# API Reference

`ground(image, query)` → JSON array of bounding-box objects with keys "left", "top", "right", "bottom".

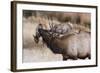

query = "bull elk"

[
  {"left": 36, "top": 27, "right": 91, "bottom": 60},
  {"left": 34, "top": 21, "right": 90, "bottom": 43}
]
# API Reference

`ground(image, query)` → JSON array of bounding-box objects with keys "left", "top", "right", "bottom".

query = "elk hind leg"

[{"left": 88, "top": 54, "right": 91, "bottom": 59}]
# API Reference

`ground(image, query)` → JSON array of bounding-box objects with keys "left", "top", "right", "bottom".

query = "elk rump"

[{"left": 60, "top": 31, "right": 91, "bottom": 60}]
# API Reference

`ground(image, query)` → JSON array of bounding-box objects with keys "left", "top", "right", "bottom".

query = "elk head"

[
  {"left": 33, "top": 16, "right": 55, "bottom": 43},
  {"left": 33, "top": 23, "right": 42, "bottom": 43}
]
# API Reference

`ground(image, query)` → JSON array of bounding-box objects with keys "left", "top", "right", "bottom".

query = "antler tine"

[
  {"left": 49, "top": 17, "right": 53, "bottom": 29},
  {"left": 48, "top": 16, "right": 52, "bottom": 29},
  {"left": 51, "top": 17, "right": 54, "bottom": 28}
]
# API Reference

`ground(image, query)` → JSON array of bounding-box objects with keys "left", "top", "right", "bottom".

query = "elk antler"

[{"left": 47, "top": 16, "right": 52, "bottom": 29}]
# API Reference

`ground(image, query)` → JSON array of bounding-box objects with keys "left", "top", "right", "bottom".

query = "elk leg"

[
  {"left": 62, "top": 54, "right": 69, "bottom": 61},
  {"left": 69, "top": 55, "right": 78, "bottom": 60},
  {"left": 63, "top": 57, "right": 68, "bottom": 60},
  {"left": 72, "top": 56, "right": 78, "bottom": 60},
  {"left": 88, "top": 54, "right": 91, "bottom": 59}
]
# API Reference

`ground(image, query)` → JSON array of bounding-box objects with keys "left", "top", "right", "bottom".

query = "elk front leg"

[{"left": 62, "top": 54, "right": 69, "bottom": 61}]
